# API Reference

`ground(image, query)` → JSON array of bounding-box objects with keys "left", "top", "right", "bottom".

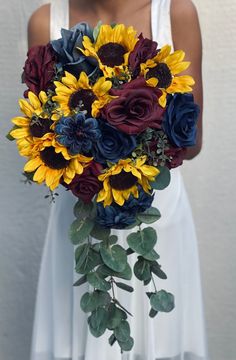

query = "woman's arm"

[
  {"left": 27, "top": 4, "right": 50, "bottom": 48},
  {"left": 171, "top": 0, "right": 203, "bottom": 160}
]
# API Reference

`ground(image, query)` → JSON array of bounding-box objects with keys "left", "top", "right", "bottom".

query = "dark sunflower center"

[
  {"left": 68, "top": 89, "right": 97, "bottom": 116},
  {"left": 40, "top": 146, "right": 69, "bottom": 170},
  {"left": 98, "top": 42, "right": 126, "bottom": 67},
  {"left": 109, "top": 170, "right": 137, "bottom": 191},
  {"left": 29, "top": 117, "right": 53, "bottom": 138},
  {"left": 146, "top": 63, "right": 172, "bottom": 89}
]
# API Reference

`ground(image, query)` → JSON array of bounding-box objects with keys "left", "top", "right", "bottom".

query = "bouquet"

[{"left": 7, "top": 22, "right": 199, "bottom": 352}]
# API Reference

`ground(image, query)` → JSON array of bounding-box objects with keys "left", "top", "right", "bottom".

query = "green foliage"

[
  {"left": 114, "top": 320, "right": 131, "bottom": 342},
  {"left": 134, "top": 257, "right": 151, "bottom": 281},
  {"left": 127, "top": 227, "right": 157, "bottom": 255},
  {"left": 151, "top": 166, "right": 171, "bottom": 190},
  {"left": 97, "top": 263, "right": 132, "bottom": 280},
  {"left": 75, "top": 246, "right": 102, "bottom": 274},
  {"left": 93, "top": 20, "right": 103, "bottom": 41},
  {"left": 115, "top": 282, "right": 134, "bottom": 293},
  {"left": 107, "top": 303, "right": 127, "bottom": 330},
  {"left": 80, "top": 290, "right": 111, "bottom": 313},
  {"left": 151, "top": 262, "right": 167, "bottom": 279},
  {"left": 100, "top": 244, "right": 128, "bottom": 272},
  {"left": 150, "top": 290, "right": 175, "bottom": 313},
  {"left": 136, "top": 207, "right": 161, "bottom": 224},
  {"left": 73, "top": 199, "right": 95, "bottom": 220},
  {"left": 90, "top": 224, "right": 111, "bottom": 241},
  {"left": 69, "top": 218, "right": 94, "bottom": 245},
  {"left": 87, "top": 272, "right": 111, "bottom": 291},
  {"left": 73, "top": 275, "right": 87, "bottom": 287},
  {"left": 88, "top": 307, "right": 109, "bottom": 337}
]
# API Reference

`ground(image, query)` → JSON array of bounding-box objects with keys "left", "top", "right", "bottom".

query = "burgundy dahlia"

[
  {"left": 101, "top": 78, "right": 165, "bottom": 135},
  {"left": 23, "top": 43, "right": 57, "bottom": 97}
]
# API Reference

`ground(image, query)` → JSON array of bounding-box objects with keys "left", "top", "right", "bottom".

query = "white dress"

[{"left": 30, "top": 0, "right": 209, "bottom": 359}]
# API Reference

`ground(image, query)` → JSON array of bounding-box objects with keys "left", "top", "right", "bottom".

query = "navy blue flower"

[
  {"left": 51, "top": 23, "right": 98, "bottom": 77},
  {"left": 55, "top": 113, "right": 101, "bottom": 155},
  {"left": 123, "top": 188, "right": 154, "bottom": 214},
  {"left": 96, "top": 203, "right": 136, "bottom": 229},
  {"left": 162, "top": 93, "right": 200, "bottom": 147},
  {"left": 93, "top": 122, "right": 137, "bottom": 164}
]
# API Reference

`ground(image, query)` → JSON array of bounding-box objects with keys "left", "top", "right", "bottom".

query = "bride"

[{"left": 28, "top": 1, "right": 208, "bottom": 359}]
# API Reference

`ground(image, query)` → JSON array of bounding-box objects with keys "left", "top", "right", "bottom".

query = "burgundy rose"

[
  {"left": 66, "top": 161, "right": 103, "bottom": 203},
  {"left": 101, "top": 78, "right": 165, "bottom": 135},
  {"left": 23, "top": 43, "right": 57, "bottom": 97},
  {"left": 165, "top": 147, "right": 187, "bottom": 169},
  {"left": 129, "top": 33, "right": 158, "bottom": 78}
]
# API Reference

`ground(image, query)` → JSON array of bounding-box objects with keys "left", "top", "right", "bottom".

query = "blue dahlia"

[
  {"left": 96, "top": 203, "right": 136, "bottom": 229},
  {"left": 123, "top": 187, "right": 154, "bottom": 214},
  {"left": 55, "top": 113, "right": 101, "bottom": 156}
]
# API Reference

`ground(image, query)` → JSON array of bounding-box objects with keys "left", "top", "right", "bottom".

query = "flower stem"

[{"left": 151, "top": 274, "right": 157, "bottom": 293}]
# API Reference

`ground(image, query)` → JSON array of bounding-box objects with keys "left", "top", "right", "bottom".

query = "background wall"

[{"left": 0, "top": 1, "right": 235, "bottom": 360}]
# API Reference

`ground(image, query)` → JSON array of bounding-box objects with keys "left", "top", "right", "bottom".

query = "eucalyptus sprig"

[{"left": 69, "top": 166, "right": 174, "bottom": 353}]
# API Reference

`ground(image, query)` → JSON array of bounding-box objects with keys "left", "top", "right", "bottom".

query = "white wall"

[{"left": 0, "top": 1, "right": 235, "bottom": 359}]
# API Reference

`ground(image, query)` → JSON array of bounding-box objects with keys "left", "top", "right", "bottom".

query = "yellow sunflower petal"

[
  {"left": 28, "top": 91, "right": 41, "bottom": 109},
  {"left": 169, "top": 61, "right": 190, "bottom": 75},
  {"left": 33, "top": 165, "right": 47, "bottom": 184},
  {"left": 19, "top": 99, "right": 34, "bottom": 118},
  {"left": 24, "top": 157, "right": 42, "bottom": 172},
  {"left": 11, "top": 116, "right": 29, "bottom": 126},
  {"left": 10, "top": 128, "right": 30, "bottom": 139}
]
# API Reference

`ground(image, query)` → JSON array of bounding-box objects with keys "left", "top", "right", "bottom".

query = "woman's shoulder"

[
  {"left": 170, "top": 0, "right": 201, "bottom": 50},
  {"left": 28, "top": 4, "right": 51, "bottom": 47}
]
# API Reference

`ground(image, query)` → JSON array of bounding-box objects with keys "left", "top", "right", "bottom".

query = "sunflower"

[
  {"left": 52, "top": 71, "right": 114, "bottom": 118},
  {"left": 24, "top": 139, "right": 93, "bottom": 190},
  {"left": 80, "top": 24, "right": 138, "bottom": 78},
  {"left": 10, "top": 91, "right": 57, "bottom": 157},
  {"left": 140, "top": 45, "right": 195, "bottom": 107},
  {"left": 97, "top": 156, "right": 159, "bottom": 207}
]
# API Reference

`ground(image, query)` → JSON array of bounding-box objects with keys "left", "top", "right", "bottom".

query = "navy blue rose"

[
  {"left": 93, "top": 122, "right": 137, "bottom": 164},
  {"left": 163, "top": 93, "right": 200, "bottom": 147},
  {"left": 96, "top": 203, "right": 136, "bottom": 229},
  {"left": 123, "top": 188, "right": 154, "bottom": 214},
  {"left": 51, "top": 23, "right": 98, "bottom": 77},
  {"left": 55, "top": 113, "right": 101, "bottom": 156}
]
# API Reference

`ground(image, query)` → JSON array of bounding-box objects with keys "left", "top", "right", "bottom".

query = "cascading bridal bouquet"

[{"left": 7, "top": 22, "right": 199, "bottom": 352}]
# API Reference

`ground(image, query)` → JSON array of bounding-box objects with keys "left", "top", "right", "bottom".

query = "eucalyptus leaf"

[
  {"left": 151, "top": 262, "right": 167, "bottom": 279},
  {"left": 107, "top": 303, "right": 127, "bottom": 330},
  {"left": 109, "top": 235, "right": 118, "bottom": 245},
  {"left": 143, "top": 278, "right": 152, "bottom": 286},
  {"left": 69, "top": 218, "right": 94, "bottom": 245},
  {"left": 114, "top": 320, "right": 131, "bottom": 342},
  {"left": 76, "top": 248, "right": 102, "bottom": 274},
  {"left": 115, "top": 282, "right": 134, "bottom": 293},
  {"left": 87, "top": 272, "right": 111, "bottom": 291},
  {"left": 93, "top": 20, "right": 103, "bottom": 41},
  {"left": 90, "top": 223, "right": 111, "bottom": 240},
  {"left": 136, "top": 207, "right": 161, "bottom": 224},
  {"left": 88, "top": 307, "right": 109, "bottom": 337},
  {"left": 150, "top": 290, "right": 175, "bottom": 313},
  {"left": 97, "top": 263, "right": 132, "bottom": 280},
  {"left": 100, "top": 244, "right": 127, "bottom": 272},
  {"left": 118, "top": 336, "right": 134, "bottom": 352},
  {"left": 73, "top": 200, "right": 94, "bottom": 220},
  {"left": 149, "top": 308, "right": 158, "bottom": 318},
  {"left": 134, "top": 258, "right": 151, "bottom": 281},
  {"left": 150, "top": 166, "right": 171, "bottom": 190},
  {"left": 127, "top": 227, "right": 157, "bottom": 255},
  {"left": 75, "top": 244, "right": 89, "bottom": 268},
  {"left": 109, "top": 333, "right": 117, "bottom": 346},
  {"left": 80, "top": 290, "right": 111, "bottom": 313},
  {"left": 73, "top": 275, "right": 87, "bottom": 287},
  {"left": 142, "top": 249, "right": 160, "bottom": 261}
]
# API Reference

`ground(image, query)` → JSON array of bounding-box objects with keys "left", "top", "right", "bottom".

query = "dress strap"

[
  {"left": 151, "top": 0, "right": 173, "bottom": 49},
  {"left": 50, "top": 0, "right": 69, "bottom": 40}
]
